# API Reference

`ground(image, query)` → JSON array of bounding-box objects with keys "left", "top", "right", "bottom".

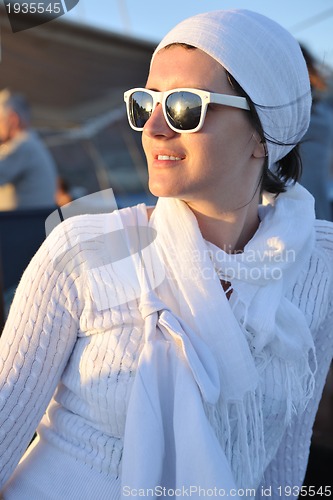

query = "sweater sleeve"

[
  {"left": 0, "top": 220, "right": 81, "bottom": 486},
  {"left": 255, "top": 222, "right": 333, "bottom": 499}
]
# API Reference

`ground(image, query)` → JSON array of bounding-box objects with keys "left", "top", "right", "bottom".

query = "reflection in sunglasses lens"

[
  {"left": 166, "top": 92, "right": 201, "bottom": 130},
  {"left": 131, "top": 92, "right": 153, "bottom": 127}
]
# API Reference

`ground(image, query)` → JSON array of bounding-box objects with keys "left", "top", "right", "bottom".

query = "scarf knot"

[{"left": 139, "top": 290, "right": 220, "bottom": 405}]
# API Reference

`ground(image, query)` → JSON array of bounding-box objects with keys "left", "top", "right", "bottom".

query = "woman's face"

[{"left": 142, "top": 46, "right": 265, "bottom": 211}]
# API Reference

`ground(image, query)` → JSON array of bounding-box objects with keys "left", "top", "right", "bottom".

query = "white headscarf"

[{"left": 152, "top": 9, "right": 311, "bottom": 168}]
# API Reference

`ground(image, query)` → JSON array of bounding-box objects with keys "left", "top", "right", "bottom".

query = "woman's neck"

[
  {"left": 186, "top": 198, "right": 260, "bottom": 253},
  {"left": 147, "top": 194, "right": 261, "bottom": 254}
]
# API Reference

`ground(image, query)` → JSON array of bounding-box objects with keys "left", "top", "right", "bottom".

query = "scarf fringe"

[
  {"left": 232, "top": 292, "right": 317, "bottom": 419},
  {"left": 282, "top": 351, "right": 317, "bottom": 423},
  {"left": 203, "top": 345, "right": 316, "bottom": 489},
  {"left": 204, "top": 389, "right": 265, "bottom": 489}
]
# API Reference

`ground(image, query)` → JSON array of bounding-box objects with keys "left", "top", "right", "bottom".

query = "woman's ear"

[{"left": 252, "top": 132, "right": 268, "bottom": 159}]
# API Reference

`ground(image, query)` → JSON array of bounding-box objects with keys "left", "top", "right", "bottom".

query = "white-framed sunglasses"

[{"left": 124, "top": 87, "right": 250, "bottom": 134}]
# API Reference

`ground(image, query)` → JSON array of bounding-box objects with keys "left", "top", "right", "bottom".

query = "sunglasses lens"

[
  {"left": 166, "top": 91, "right": 202, "bottom": 131},
  {"left": 129, "top": 91, "right": 154, "bottom": 128}
]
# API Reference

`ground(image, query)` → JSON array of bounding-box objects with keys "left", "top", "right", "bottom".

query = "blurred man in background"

[
  {"left": 299, "top": 45, "right": 333, "bottom": 221},
  {"left": 0, "top": 89, "right": 57, "bottom": 210}
]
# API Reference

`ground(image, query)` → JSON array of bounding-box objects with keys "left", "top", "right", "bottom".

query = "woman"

[{"left": 1, "top": 9, "right": 332, "bottom": 499}]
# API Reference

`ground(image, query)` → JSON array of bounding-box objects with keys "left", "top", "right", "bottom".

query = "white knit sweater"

[{"left": 0, "top": 204, "right": 332, "bottom": 499}]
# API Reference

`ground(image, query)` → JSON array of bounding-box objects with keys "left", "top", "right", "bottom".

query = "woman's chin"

[{"left": 148, "top": 181, "right": 183, "bottom": 199}]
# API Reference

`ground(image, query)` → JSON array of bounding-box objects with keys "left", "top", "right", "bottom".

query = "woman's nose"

[{"left": 143, "top": 103, "right": 177, "bottom": 138}]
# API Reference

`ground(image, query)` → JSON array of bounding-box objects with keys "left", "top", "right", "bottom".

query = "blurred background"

[{"left": 0, "top": 0, "right": 332, "bottom": 487}]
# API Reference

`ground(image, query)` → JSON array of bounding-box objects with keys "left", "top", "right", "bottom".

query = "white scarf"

[{"left": 121, "top": 183, "right": 316, "bottom": 494}]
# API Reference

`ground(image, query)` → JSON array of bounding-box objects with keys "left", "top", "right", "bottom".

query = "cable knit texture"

[{"left": 0, "top": 205, "right": 332, "bottom": 499}]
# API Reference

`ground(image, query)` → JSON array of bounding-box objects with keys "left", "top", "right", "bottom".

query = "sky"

[{"left": 65, "top": 0, "right": 333, "bottom": 70}]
